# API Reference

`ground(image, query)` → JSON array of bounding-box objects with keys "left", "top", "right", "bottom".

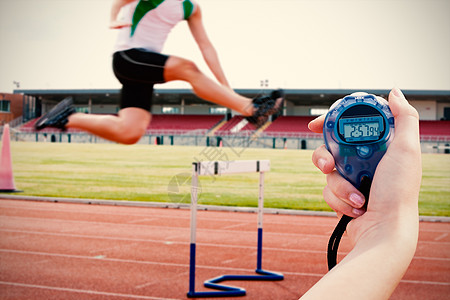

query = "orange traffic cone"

[{"left": 0, "top": 124, "right": 21, "bottom": 192}]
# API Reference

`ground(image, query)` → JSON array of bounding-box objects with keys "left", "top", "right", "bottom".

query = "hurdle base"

[
  {"left": 255, "top": 268, "right": 284, "bottom": 280},
  {"left": 187, "top": 286, "right": 246, "bottom": 298},
  {"left": 205, "top": 269, "right": 284, "bottom": 284},
  {"left": 186, "top": 269, "right": 284, "bottom": 298}
]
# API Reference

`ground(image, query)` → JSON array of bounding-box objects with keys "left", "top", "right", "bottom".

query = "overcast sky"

[{"left": 1, "top": 0, "right": 449, "bottom": 93}]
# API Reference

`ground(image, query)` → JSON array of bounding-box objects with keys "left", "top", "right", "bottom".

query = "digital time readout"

[{"left": 339, "top": 116, "right": 384, "bottom": 142}]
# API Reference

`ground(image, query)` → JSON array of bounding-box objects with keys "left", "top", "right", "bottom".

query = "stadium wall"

[
  {"left": 411, "top": 100, "right": 437, "bottom": 120},
  {"left": 152, "top": 105, "right": 214, "bottom": 115},
  {"left": 10, "top": 131, "right": 449, "bottom": 154}
]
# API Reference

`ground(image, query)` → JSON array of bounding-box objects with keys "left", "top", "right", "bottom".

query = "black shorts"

[{"left": 112, "top": 48, "right": 169, "bottom": 111}]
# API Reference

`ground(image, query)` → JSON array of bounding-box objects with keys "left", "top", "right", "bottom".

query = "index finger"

[{"left": 308, "top": 114, "right": 326, "bottom": 133}]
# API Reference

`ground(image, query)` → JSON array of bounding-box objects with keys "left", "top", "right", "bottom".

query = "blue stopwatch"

[
  {"left": 323, "top": 93, "right": 395, "bottom": 190},
  {"left": 324, "top": 93, "right": 395, "bottom": 271}
]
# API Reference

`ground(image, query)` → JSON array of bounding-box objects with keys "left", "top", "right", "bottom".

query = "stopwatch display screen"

[{"left": 339, "top": 115, "right": 383, "bottom": 142}]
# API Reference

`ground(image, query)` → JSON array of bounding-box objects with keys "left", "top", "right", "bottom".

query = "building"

[
  {"left": 11, "top": 88, "right": 450, "bottom": 121},
  {"left": 3, "top": 88, "right": 450, "bottom": 152},
  {"left": 0, "top": 93, "right": 24, "bottom": 126}
]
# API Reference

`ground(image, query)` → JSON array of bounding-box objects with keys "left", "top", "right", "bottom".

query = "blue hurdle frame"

[{"left": 187, "top": 160, "right": 284, "bottom": 298}]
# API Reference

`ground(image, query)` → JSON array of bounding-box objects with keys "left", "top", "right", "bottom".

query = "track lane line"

[
  {"left": 0, "top": 216, "right": 335, "bottom": 238},
  {"left": 0, "top": 230, "right": 328, "bottom": 255},
  {"left": 0, "top": 208, "right": 335, "bottom": 228},
  {"left": 0, "top": 281, "right": 181, "bottom": 300},
  {"left": 2, "top": 228, "right": 449, "bottom": 260},
  {"left": 1, "top": 248, "right": 449, "bottom": 286}
]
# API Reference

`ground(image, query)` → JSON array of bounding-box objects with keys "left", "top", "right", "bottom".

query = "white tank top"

[{"left": 113, "top": 0, "right": 196, "bottom": 53}]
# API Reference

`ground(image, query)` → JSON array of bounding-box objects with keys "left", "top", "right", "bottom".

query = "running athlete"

[{"left": 35, "top": 0, "right": 284, "bottom": 144}]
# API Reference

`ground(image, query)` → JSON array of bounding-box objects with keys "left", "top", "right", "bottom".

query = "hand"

[
  {"left": 109, "top": 20, "right": 132, "bottom": 29},
  {"left": 308, "top": 88, "right": 421, "bottom": 245},
  {"left": 301, "top": 88, "right": 421, "bottom": 299}
]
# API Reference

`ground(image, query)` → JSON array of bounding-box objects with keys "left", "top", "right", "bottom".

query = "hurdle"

[{"left": 187, "top": 160, "right": 284, "bottom": 298}]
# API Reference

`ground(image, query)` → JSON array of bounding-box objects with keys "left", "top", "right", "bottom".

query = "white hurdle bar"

[{"left": 194, "top": 160, "right": 270, "bottom": 176}]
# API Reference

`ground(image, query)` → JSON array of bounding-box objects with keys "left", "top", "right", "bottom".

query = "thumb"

[
  {"left": 364, "top": 88, "right": 421, "bottom": 218},
  {"left": 388, "top": 87, "right": 421, "bottom": 154}
]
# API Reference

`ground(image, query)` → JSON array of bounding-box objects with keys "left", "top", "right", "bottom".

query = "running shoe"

[
  {"left": 34, "top": 97, "right": 75, "bottom": 131},
  {"left": 246, "top": 89, "right": 284, "bottom": 128}
]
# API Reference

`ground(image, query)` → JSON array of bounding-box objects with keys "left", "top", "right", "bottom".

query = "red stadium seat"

[
  {"left": 264, "top": 116, "right": 316, "bottom": 133},
  {"left": 148, "top": 114, "right": 224, "bottom": 133}
]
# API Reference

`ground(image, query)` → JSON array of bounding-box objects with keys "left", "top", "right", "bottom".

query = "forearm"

[
  {"left": 186, "top": 5, "right": 231, "bottom": 88},
  {"left": 301, "top": 213, "right": 418, "bottom": 300},
  {"left": 201, "top": 45, "right": 231, "bottom": 88}
]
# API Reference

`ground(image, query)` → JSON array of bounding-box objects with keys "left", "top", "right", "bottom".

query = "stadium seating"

[
  {"left": 18, "top": 114, "right": 225, "bottom": 134},
  {"left": 15, "top": 115, "right": 450, "bottom": 141},
  {"left": 19, "top": 118, "right": 38, "bottom": 132},
  {"left": 216, "top": 116, "right": 255, "bottom": 135},
  {"left": 419, "top": 120, "right": 450, "bottom": 137},
  {"left": 264, "top": 116, "right": 316, "bottom": 134},
  {"left": 19, "top": 118, "right": 84, "bottom": 133},
  {"left": 147, "top": 114, "right": 224, "bottom": 133},
  {"left": 215, "top": 116, "right": 243, "bottom": 132}
]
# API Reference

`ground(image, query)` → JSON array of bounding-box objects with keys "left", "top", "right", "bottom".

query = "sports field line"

[
  {"left": 0, "top": 199, "right": 335, "bottom": 228},
  {"left": 0, "top": 194, "right": 336, "bottom": 217},
  {"left": 3, "top": 214, "right": 450, "bottom": 246},
  {"left": 0, "top": 281, "right": 180, "bottom": 300},
  {"left": 0, "top": 229, "right": 327, "bottom": 255},
  {"left": 0, "top": 248, "right": 321, "bottom": 278},
  {"left": 1, "top": 215, "right": 335, "bottom": 239},
  {"left": 399, "top": 280, "right": 450, "bottom": 286},
  {"left": 2, "top": 228, "right": 448, "bottom": 262},
  {"left": 2, "top": 249, "right": 448, "bottom": 286}
]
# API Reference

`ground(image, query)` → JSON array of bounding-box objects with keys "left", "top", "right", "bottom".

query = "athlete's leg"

[
  {"left": 36, "top": 50, "right": 156, "bottom": 143},
  {"left": 164, "top": 56, "right": 254, "bottom": 116},
  {"left": 64, "top": 53, "right": 155, "bottom": 144},
  {"left": 67, "top": 108, "right": 151, "bottom": 145}
]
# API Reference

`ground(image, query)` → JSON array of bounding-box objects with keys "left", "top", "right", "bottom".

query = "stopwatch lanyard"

[{"left": 327, "top": 176, "right": 372, "bottom": 271}]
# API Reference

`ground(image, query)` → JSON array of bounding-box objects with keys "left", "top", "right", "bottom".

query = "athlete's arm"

[
  {"left": 187, "top": 4, "right": 231, "bottom": 89},
  {"left": 109, "top": 0, "right": 135, "bottom": 29},
  {"left": 301, "top": 88, "right": 421, "bottom": 300}
]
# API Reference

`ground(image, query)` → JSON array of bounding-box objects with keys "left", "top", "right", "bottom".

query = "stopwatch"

[
  {"left": 323, "top": 93, "right": 395, "bottom": 190},
  {"left": 323, "top": 93, "right": 395, "bottom": 270}
]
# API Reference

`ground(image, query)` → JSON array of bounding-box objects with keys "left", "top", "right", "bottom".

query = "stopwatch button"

[
  {"left": 356, "top": 145, "right": 372, "bottom": 158},
  {"left": 388, "top": 117, "right": 395, "bottom": 125},
  {"left": 344, "top": 164, "right": 353, "bottom": 174}
]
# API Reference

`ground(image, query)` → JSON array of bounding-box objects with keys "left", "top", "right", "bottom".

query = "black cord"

[
  {"left": 327, "top": 176, "right": 372, "bottom": 271},
  {"left": 327, "top": 214, "right": 352, "bottom": 270}
]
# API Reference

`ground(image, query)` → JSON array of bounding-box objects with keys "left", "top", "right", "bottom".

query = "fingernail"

[
  {"left": 352, "top": 208, "right": 366, "bottom": 216},
  {"left": 392, "top": 87, "right": 404, "bottom": 97},
  {"left": 349, "top": 193, "right": 364, "bottom": 207},
  {"left": 318, "top": 158, "right": 327, "bottom": 171}
]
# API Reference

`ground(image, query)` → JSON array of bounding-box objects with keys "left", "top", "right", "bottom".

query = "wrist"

[{"left": 355, "top": 209, "right": 418, "bottom": 257}]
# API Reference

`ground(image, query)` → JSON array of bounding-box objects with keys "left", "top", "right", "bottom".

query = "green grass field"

[{"left": 7, "top": 142, "right": 450, "bottom": 216}]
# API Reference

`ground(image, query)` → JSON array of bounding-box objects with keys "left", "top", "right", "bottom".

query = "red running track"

[{"left": 0, "top": 199, "right": 449, "bottom": 299}]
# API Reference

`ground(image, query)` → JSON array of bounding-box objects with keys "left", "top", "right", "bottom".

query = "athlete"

[{"left": 35, "top": 0, "right": 284, "bottom": 144}]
